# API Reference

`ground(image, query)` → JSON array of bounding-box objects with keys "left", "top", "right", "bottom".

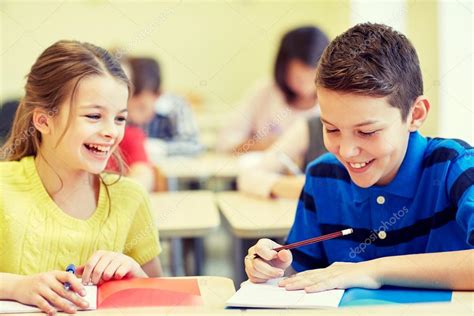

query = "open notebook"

[
  {"left": 226, "top": 278, "right": 344, "bottom": 309},
  {"left": 0, "top": 278, "right": 203, "bottom": 314}
]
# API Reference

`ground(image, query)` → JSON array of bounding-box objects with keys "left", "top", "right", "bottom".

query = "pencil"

[
  {"left": 277, "top": 152, "right": 303, "bottom": 176},
  {"left": 252, "top": 228, "right": 353, "bottom": 259},
  {"left": 274, "top": 228, "right": 353, "bottom": 251}
]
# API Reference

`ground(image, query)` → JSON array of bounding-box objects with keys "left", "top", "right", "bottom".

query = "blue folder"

[{"left": 339, "top": 286, "right": 452, "bottom": 307}]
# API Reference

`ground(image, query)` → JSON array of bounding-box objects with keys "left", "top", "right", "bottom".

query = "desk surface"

[
  {"left": 83, "top": 291, "right": 472, "bottom": 315},
  {"left": 217, "top": 191, "right": 298, "bottom": 238},
  {"left": 150, "top": 191, "right": 220, "bottom": 238},
  {"left": 155, "top": 152, "right": 239, "bottom": 179},
  {"left": 10, "top": 281, "right": 472, "bottom": 315}
]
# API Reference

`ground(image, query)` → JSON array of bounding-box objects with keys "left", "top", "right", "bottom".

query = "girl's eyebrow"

[
  {"left": 320, "top": 117, "right": 379, "bottom": 127},
  {"left": 81, "top": 104, "right": 128, "bottom": 113}
]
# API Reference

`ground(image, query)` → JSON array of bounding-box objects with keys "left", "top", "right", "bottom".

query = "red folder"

[{"left": 97, "top": 278, "right": 203, "bottom": 308}]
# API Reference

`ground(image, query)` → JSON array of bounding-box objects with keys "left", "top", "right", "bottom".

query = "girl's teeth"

[{"left": 87, "top": 144, "right": 109, "bottom": 152}]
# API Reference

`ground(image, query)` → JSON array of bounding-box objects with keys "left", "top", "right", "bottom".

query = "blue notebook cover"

[{"left": 339, "top": 286, "right": 452, "bottom": 307}]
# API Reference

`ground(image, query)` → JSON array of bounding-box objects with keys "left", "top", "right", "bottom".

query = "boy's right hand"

[
  {"left": 244, "top": 238, "right": 293, "bottom": 283},
  {"left": 12, "top": 271, "right": 89, "bottom": 315}
]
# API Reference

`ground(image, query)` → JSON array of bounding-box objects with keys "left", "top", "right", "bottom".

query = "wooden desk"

[
  {"left": 9, "top": 277, "right": 472, "bottom": 315},
  {"left": 217, "top": 191, "right": 298, "bottom": 238},
  {"left": 150, "top": 191, "right": 220, "bottom": 276},
  {"left": 155, "top": 152, "right": 239, "bottom": 190},
  {"left": 14, "top": 289, "right": 472, "bottom": 315},
  {"left": 80, "top": 286, "right": 473, "bottom": 315},
  {"left": 216, "top": 191, "right": 298, "bottom": 284}
]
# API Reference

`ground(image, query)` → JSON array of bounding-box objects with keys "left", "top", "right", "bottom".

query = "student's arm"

[
  {"left": 233, "top": 135, "right": 279, "bottom": 153},
  {"left": 141, "top": 256, "right": 162, "bottom": 277},
  {"left": 120, "top": 126, "right": 155, "bottom": 192},
  {"left": 128, "top": 162, "right": 155, "bottom": 192},
  {"left": 0, "top": 272, "right": 89, "bottom": 314},
  {"left": 237, "top": 118, "right": 309, "bottom": 198},
  {"left": 270, "top": 175, "right": 305, "bottom": 199},
  {"left": 279, "top": 250, "right": 474, "bottom": 291}
]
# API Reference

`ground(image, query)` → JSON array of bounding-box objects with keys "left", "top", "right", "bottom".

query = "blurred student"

[
  {"left": 0, "top": 100, "right": 20, "bottom": 147},
  {"left": 127, "top": 57, "right": 203, "bottom": 156},
  {"left": 238, "top": 116, "right": 326, "bottom": 199},
  {"left": 0, "top": 41, "right": 162, "bottom": 314},
  {"left": 217, "top": 26, "right": 329, "bottom": 153}
]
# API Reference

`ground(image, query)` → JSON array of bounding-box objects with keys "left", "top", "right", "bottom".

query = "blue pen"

[{"left": 64, "top": 264, "right": 76, "bottom": 291}]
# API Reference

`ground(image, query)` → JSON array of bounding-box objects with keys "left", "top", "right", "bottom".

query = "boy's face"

[
  {"left": 317, "top": 87, "right": 411, "bottom": 188},
  {"left": 128, "top": 91, "right": 158, "bottom": 126}
]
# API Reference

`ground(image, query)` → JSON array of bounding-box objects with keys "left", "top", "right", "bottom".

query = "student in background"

[
  {"left": 0, "top": 41, "right": 162, "bottom": 314},
  {"left": 217, "top": 26, "right": 329, "bottom": 153},
  {"left": 106, "top": 62, "right": 157, "bottom": 192},
  {"left": 0, "top": 100, "right": 20, "bottom": 147},
  {"left": 245, "top": 23, "right": 473, "bottom": 291},
  {"left": 238, "top": 116, "right": 326, "bottom": 199},
  {"left": 127, "top": 57, "right": 203, "bottom": 156}
]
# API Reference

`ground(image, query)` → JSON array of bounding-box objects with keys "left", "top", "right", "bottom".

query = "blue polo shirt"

[{"left": 287, "top": 131, "right": 474, "bottom": 272}]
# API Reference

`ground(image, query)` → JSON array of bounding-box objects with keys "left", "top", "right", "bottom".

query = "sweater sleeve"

[{"left": 123, "top": 186, "right": 162, "bottom": 265}]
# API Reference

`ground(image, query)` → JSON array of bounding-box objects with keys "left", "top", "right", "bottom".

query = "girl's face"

[
  {"left": 43, "top": 75, "right": 129, "bottom": 175},
  {"left": 286, "top": 59, "right": 317, "bottom": 99}
]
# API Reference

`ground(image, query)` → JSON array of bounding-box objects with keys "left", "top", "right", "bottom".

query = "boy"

[
  {"left": 127, "top": 57, "right": 203, "bottom": 156},
  {"left": 245, "top": 23, "right": 473, "bottom": 291}
]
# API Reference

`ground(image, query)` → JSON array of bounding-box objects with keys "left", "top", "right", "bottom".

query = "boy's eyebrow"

[
  {"left": 81, "top": 104, "right": 128, "bottom": 113},
  {"left": 320, "top": 117, "right": 379, "bottom": 127}
]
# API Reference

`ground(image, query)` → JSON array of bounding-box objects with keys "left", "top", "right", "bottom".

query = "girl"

[
  {"left": 0, "top": 40, "right": 162, "bottom": 314},
  {"left": 217, "top": 26, "right": 329, "bottom": 153}
]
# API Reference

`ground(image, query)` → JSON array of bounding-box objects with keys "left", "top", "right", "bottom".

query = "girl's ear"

[
  {"left": 32, "top": 110, "right": 52, "bottom": 134},
  {"left": 407, "top": 96, "right": 430, "bottom": 132}
]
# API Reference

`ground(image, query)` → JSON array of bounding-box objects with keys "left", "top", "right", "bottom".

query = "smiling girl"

[{"left": 0, "top": 40, "right": 162, "bottom": 314}]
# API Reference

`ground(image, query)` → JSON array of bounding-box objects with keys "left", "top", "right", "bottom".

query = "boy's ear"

[
  {"left": 407, "top": 96, "right": 430, "bottom": 132},
  {"left": 32, "top": 110, "right": 52, "bottom": 134}
]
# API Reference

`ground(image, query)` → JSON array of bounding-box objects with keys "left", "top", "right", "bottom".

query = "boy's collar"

[{"left": 352, "top": 131, "right": 427, "bottom": 202}]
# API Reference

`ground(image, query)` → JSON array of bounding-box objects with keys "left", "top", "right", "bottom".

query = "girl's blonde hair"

[{"left": 1, "top": 40, "right": 131, "bottom": 173}]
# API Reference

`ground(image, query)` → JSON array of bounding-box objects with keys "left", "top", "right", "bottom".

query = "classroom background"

[{"left": 1, "top": 0, "right": 472, "bottom": 284}]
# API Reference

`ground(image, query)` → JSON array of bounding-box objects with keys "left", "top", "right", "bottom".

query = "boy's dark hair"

[
  {"left": 315, "top": 23, "right": 423, "bottom": 120},
  {"left": 128, "top": 57, "right": 161, "bottom": 96},
  {"left": 274, "top": 26, "right": 329, "bottom": 104}
]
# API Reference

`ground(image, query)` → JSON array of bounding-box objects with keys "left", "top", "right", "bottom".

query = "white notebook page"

[{"left": 226, "top": 278, "right": 344, "bottom": 309}]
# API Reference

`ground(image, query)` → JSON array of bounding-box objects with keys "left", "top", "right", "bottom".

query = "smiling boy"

[{"left": 245, "top": 23, "right": 473, "bottom": 291}]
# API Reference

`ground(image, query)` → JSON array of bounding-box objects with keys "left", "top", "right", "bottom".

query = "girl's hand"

[
  {"left": 77, "top": 250, "right": 146, "bottom": 285},
  {"left": 245, "top": 238, "right": 293, "bottom": 283},
  {"left": 12, "top": 271, "right": 89, "bottom": 315},
  {"left": 279, "top": 261, "right": 382, "bottom": 292}
]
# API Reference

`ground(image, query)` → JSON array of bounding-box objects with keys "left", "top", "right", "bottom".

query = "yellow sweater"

[{"left": 0, "top": 156, "right": 161, "bottom": 275}]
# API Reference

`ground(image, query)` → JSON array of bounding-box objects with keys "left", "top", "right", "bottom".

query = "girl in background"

[{"left": 217, "top": 26, "right": 329, "bottom": 153}]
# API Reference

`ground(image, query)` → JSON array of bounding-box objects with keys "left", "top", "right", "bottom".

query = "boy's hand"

[
  {"left": 279, "top": 261, "right": 381, "bottom": 292},
  {"left": 77, "top": 250, "right": 146, "bottom": 285},
  {"left": 245, "top": 238, "right": 293, "bottom": 283},
  {"left": 12, "top": 271, "right": 89, "bottom": 315}
]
